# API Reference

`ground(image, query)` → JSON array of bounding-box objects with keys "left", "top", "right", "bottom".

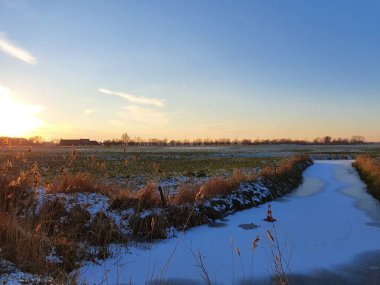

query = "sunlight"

[{"left": 0, "top": 84, "right": 44, "bottom": 137}]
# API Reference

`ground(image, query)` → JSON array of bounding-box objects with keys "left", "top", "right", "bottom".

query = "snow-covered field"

[{"left": 79, "top": 160, "right": 380, "bottom": 284}]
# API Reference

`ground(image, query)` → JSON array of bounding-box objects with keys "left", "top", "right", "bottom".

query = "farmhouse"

[{"left": 59, "top": 139, "right": 100, "bottom": 146}]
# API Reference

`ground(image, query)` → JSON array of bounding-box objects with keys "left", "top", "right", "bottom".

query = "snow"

[
  {"left": 35, "top": 191, "right": 110, "bottom": 219},
  {"left": 0, "top": 272, "right": 52, "bottom": 285},
  {"left": 0, "top": 259, "right": 53, "bottom": 285},
  {"left": 34, "top": 189, "right": 133, "bottom": 235},
  {"left": 45, "top": 248, "right": 63, "bottom": 265},
  {"left": 78, "top": 160, "right": 380, "bottom": 284},
  {"left": 160, "top": 176, "right": 210, "bottom": 196},
  {"left": 202, "top": 181, "right": 271, "bottom": 214}
]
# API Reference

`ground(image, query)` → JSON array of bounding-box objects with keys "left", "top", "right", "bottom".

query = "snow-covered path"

[{"left": 79, "top": 160, "right": 380, "bottom": 284}]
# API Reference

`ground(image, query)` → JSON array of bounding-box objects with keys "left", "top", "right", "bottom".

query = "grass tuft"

[
  {"left": 46, "top": 172, "right": 111, "bottom": 196},
  {"left": 353, "top": 154, "right": 380, "bottom": 201}
]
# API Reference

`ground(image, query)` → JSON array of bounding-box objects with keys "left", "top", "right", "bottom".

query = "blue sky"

[{"left": 0, "top": 0, "right": 379, "bottom": 141}]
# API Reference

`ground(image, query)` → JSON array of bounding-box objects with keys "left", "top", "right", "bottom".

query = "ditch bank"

[
  {"left": 352, "top": 155, "right": 380, "bottom": 201},
  {"left": 33, "top": 157, "right": 313, "bottom": 243},
  {"left": 128, "top": 156, "right": 313, "bottom": 239}
]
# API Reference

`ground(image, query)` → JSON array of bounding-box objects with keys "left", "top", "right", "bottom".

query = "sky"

[{"left": 0, "top": 0, "right": 379, "bottom": 141}]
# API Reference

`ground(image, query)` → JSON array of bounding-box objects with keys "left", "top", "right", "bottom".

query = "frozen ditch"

[{"left": 79, "top": 160, "right": 380, "bottom": 284}]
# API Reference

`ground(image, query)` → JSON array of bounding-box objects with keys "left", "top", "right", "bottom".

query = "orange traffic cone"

[{"left": 264, "top": 204, "right": 276, "bottom": 222}]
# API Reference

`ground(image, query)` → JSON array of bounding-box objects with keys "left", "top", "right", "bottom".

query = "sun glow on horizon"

[{"left": 0, "top": 84, "right": 44, "bottom": 137}]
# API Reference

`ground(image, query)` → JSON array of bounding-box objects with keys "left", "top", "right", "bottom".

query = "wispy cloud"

[
  {"left": 99, "top": 88, "right": 164, "bottom": 107},
  {"left": 0, "top": 33, "right": 36, "bottom": 64},
  {"left": 119, "top": 105, "right": 169, "bottom": 125},
  {"left": 84, "top": 109, "right": 97, "bottom": 115}
]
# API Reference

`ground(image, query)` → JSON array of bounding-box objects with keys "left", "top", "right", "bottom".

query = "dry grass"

[
  {"left": 110, "top": 167, "right": 257, "bottom": 209},
  {"left": 0, "top": 155, "right": 121, "bottom": 282},
  {"left": 353, "top": 154, "right": 380, "bottom": 200},
  {"left": 177, "top": 155, "right": 310, "bottom": 205},
  {"left": 0, "top": 159, "right": 69, "bottom": 279},
  {"left": 133, "top": 182, "right": 161, "bottom": 209},
  {"left": 0, "top": 160, "right": 35, "bottom": 213},
  {"left": 260, "top": 155, "right": 309, "bottom": 179},
  {"left": 46, "top": 172, "right": 112, "bottom": 196},
  {"left": 165, "top": 205, "right": 207, "bottom": 229},
  {"left": 111, "top": 181, "right": 161, "bottom": 211},
  {"left": 169, "top": 169, "right": 257, "bottom": 205},
  {"left": 130, "top": 214, "right": 168, "bottom": 239},
  {"left": 111, "top": 188, "right": 134, "bottom": 209},
  {"left": 37, "top": 198, "right": 121, "bottom": 247},
  {"left": 0, "top": 195, "right": 116, "bottom": 280},
  {"left": 266, "top": 228, "right": 289, "bottom": 285},
  {"left": 0, "top": 211, "right": 73, "bottom": 279},
  {"left": 194, "top": 169, "right": 256, "bottom": 201},
  {"left": 0, "top": 212, "right": 45, "bottom": 272},
  {"left": 170, "top": 180, "right": 200, "bottom": 205}
]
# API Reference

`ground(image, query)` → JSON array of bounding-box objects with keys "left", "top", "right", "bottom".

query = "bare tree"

[
  {"left": 121, "top": 132, "right": 130, "bottom": 144},
  {"left": 28, "top": 136, "right": 43, "bottom": 144}
]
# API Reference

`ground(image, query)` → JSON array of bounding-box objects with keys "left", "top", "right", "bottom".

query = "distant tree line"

[
  {"left": 102, "top": 134, "right": 368, "bottom": 146},
  {"left": 0, "top": 136, "right": 49, "bottom": 147},
  {"left": 0, "top": 134, "right": 368, "bottom": 147}
]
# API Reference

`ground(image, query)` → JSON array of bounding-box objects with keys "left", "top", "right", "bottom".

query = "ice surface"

[{"left": 79, "top": 160, "right": 380, "bottom": 285}]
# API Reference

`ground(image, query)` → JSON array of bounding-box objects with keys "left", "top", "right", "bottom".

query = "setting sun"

[{"left": 0, "top": 84, "right": 43, "bottom": 137}]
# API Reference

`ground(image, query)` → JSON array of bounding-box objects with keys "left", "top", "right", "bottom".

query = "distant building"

[{"left": 59, "top": 139, "right": 100, "bottom": 146}]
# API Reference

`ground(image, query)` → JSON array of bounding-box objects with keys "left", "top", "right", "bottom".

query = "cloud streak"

[
  {"left": 120, "top": 105, "right": 169, "bottom": 125},
  {"left": 84, "top": 109, "right": 97, "bottom": 115},
  {"left": 0, "top": 33, "right": 37, "bottom": 64},
  {"left": 99, "top": 88, "right": 164, "bottom": 107}
]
